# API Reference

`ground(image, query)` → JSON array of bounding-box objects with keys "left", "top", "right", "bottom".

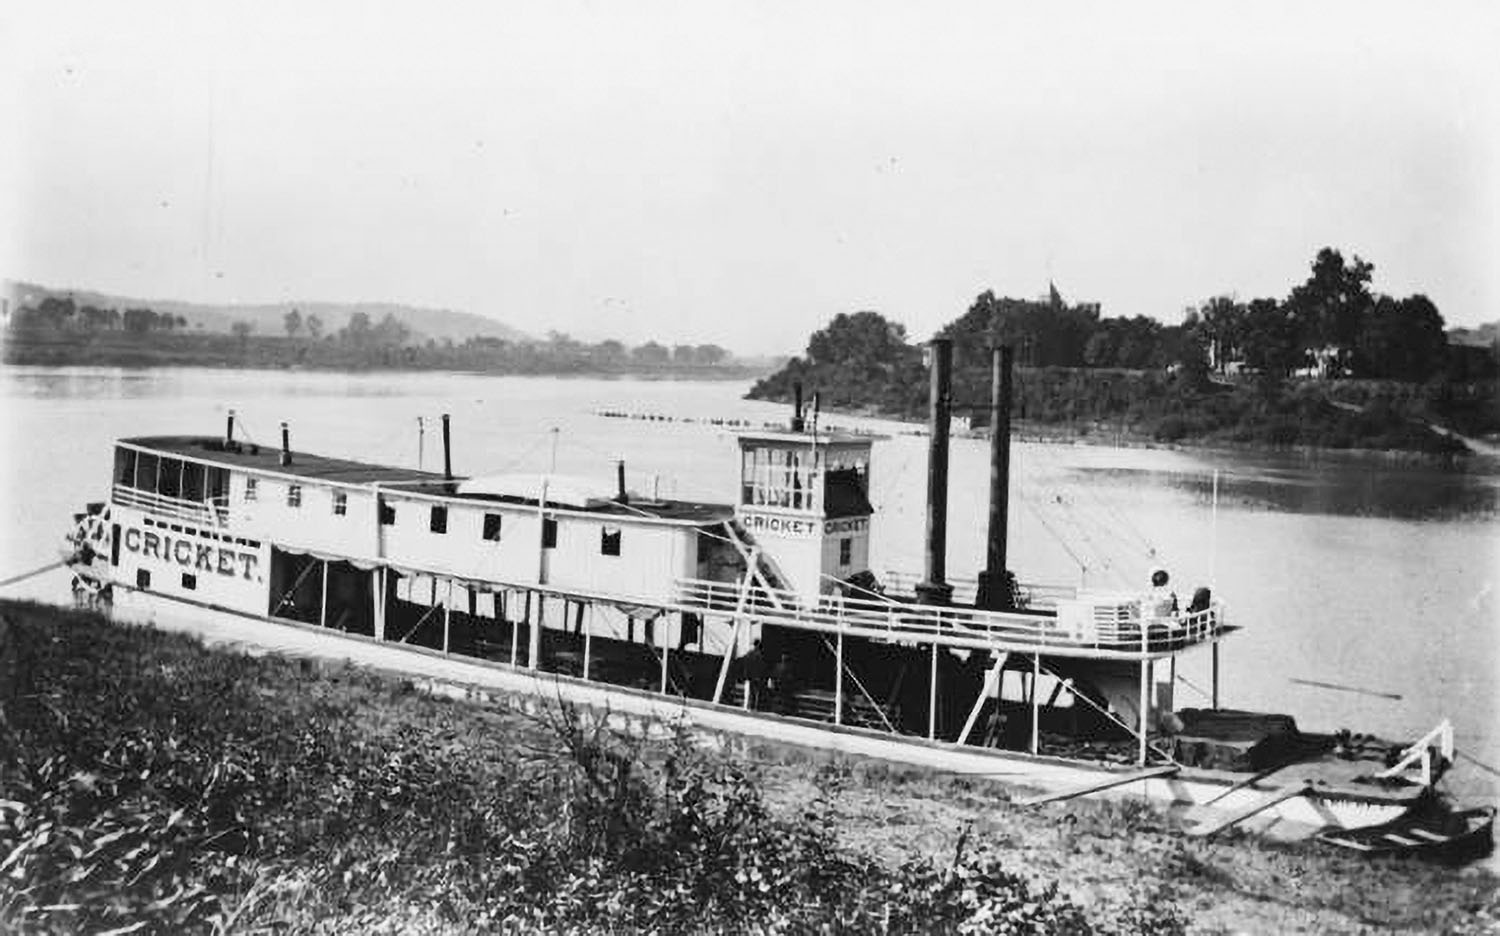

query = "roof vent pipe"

[
  {"left": 279, "top": 422, "right": 292, "bottom": 467},
  {"left": 441, "top": 414, "right": 453, "bottom": 481},
  {"left": 915, "top": 338, "right": 954, "bottom": 606},
  {"left": 616, "top": 459, "right": 629, "bottom": 504}
]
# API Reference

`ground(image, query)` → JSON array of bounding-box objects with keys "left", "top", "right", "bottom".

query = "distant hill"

[{"left": 2, "top": 280, "right": 531, "bottom": 344}]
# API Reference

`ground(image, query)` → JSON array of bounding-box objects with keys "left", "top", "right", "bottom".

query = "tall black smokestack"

[
  {"left": 225, "top": 409, "right": 236, "bottom": 448},
  {"left": 279, "top": 422, "right": 292, "bottom": 466},
  {"left": 916, "top": 338, "right": 953, "bottom": 605},
  {"left": 441, "top": 414, "right": 452, "bottom": 481},
  {"left": 791, "top": 382, "right": 805, "bottom": 432},
  {"left": 616, "top": 459, "right": 628, "bottom": 503},
  {"left": 977, "top": 346, "right": 1015, "bottom": 610}
]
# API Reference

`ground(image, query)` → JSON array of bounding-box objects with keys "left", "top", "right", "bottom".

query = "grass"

[{"left": 1, "top": 599, "right": 1496, "bottom": 934}]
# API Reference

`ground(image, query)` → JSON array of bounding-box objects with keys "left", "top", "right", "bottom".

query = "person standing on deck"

[{"left": 739, "top": 638, "right": 768, "bottom": 710}]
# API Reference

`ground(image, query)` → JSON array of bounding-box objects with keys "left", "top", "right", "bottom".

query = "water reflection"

[{"left": 1074, "top": 454, "right": 1500, "bottom": 522}]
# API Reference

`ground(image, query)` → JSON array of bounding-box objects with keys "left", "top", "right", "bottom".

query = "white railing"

[
  {"left": 879, "top": 569, "right": 1079, "bottom": 610},
  {"left": 112, "top": 485, "right": 229, "bottom": 527},
  {"left": 675, "top": 576, "right": 1226, "bottom": 659}
]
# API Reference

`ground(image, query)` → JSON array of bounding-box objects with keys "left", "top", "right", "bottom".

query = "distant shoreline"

[{"left": 0, "top": 330, "right": 773, "bottom": 382}]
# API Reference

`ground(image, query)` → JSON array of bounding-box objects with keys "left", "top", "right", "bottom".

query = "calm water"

[{"left": 2, "top": 365, "right": 1496, "bottom": 801}]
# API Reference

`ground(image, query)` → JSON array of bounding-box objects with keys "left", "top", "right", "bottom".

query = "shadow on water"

[{"left": 1073, "top": 452, "right": 1500, "bottom": 522}]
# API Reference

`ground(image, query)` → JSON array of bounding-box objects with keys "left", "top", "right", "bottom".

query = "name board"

[
  {"left": 122, "top": 526, "right": 260, "bottom": 579},
  {"left": 740, "top": 512, "right": 870, "bottom": 538}
]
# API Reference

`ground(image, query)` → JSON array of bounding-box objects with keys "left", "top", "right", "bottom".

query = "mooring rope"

[{"left": 0, "top": 560, "right": 69, "bottom": 591}]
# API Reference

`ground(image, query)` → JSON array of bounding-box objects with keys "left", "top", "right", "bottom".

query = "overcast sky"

[{"left": 3, "top": 2, "right": 1496, "bottom": 353}]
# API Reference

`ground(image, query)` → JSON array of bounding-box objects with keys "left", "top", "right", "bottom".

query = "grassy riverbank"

[{"left": 1, "top": 600, "right": 1495, "bottom": 934}]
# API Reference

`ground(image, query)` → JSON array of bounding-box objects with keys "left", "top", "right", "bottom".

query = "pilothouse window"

[
  {"left": 114, "top": 448, "right": 137, "bottom": 487},
  {"left": 134, "top": 453, "right": 159, "bottom": 493}
]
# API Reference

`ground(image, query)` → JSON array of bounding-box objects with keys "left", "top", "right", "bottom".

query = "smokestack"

[
  {"left": 616, "top": 459, "right": 629, "bottom": 503},
  {"left": 977, "top": 346, "right": 1015, "bottom": 610},
  {"left": 916, "top": 338, "right": 953, "bottom": 606},
  {"left": 225, "top": 409, "right": 236, "bottom": 448},
  {"left": 791, "top": 382, "right": 805, "bottom": 432},
  {"left": 441, "top": 414, "right": 452, "bottom": 481},
  {"left": 279, "top": 422, "right": 291, "bottom": 466}
]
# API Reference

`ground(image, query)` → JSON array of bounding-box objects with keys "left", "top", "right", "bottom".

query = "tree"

[
  {"left": 122, "top": 307, "right": 157, "bottom": 334},
  {"left": 342, "top": 312, "right": 373, "bottom": 346},
  {"left": 632, "top": 341, "right": 670, "bottom": 365},
  {"left": 1198, "top": 296, "right": 1246, "bottom": 372},
  {"left": 284, "top": 308, "right": 303, "bottom": 338},
  {"left": 671, "top": 344, "right": 697, "bottom": 365},
  {"left": 372, "top": 313, "right": 410, "bottom": 347},
  {"left": 1239, "top": 298, "right": 1301, "bottom": 378},
  {"left": 230, "top": 320, "right": 254, "bottom": 344},
  {"left": 1356, "top": 294, "right": 1447, "bottom": 381},
  {"left": 305, "top": 313, "right": 324, "bottom": 340},
  {"left": 695, "top": 344, "right": 728, "bottom": 366},
  {"left": 1285, "top": 248, "right": 1375, "bottom": 377}
]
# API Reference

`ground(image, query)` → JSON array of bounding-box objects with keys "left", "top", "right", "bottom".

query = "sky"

[{"left": 2, "top": 1, "right": 1497, "bottom": 354}]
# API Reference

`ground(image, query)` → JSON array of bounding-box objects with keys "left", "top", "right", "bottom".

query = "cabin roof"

[
  {"left": 735, "top": 429, "right": 878, "bottom": 447},
  {"left": 121, "top": 435, "right": 737, "bottom": 523},
  {"left": 121, "top": 435, "right": 449, "bottom": 486}
]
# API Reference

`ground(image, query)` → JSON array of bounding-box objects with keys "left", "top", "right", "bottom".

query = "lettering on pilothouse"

[
  {"left": 740, "top": 512, "right": 870, "bottom": 538},
  {"left": 121, "top": 525, "right": 259, "bottom": 580}
]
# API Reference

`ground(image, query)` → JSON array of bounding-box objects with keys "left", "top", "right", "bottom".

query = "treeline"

[
  {"left": 4, "top": 300, "right": 749, "bottom": 377},
  {"left": 748, "top": 249, "right": 1500, "bottom": 454}
]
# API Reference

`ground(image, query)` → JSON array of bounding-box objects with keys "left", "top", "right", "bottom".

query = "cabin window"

[
  {"left": 482, "top": 513, "right": 502, "bottom": 541},
  {"left": 839, "top": 537, "right": 852, "bottom": 566},
  {"left": 333, "top": 492, "right": 348, "bottom": 516},
  {"left": 158, "top": 458, "right": 183, "bottom": 498},
  {"left": 600, "top": 526, "right": 622, "bottom": 556},
  {"left": 287, "top": 484, "right": 302, "bottom": 508},
  {"left": 182, "top": 461, "right": 205, "bottom": 502},
  {"left": 430, "top": 505, "right": 448, "bottom": 533},
  {"left": 542, "top": 517, "right": 557, "bottom": 548},
  {"left": 136, "top": 568, "right": 151, "bottom": 589},
  {"left": 207, "top": 466, "right": 230, "bottom": 503},
  {"left": 181, "top": 572, "right": 197, "bottom": 590},
  {"left": 380, "top": 502, "right": 396, "bottom": 525},
  {"left": 244, "top": 477, "right": 258, "bottom": 502},
  {"left": 135, "top": 452, "right": 159, "bottom": 493},
  {"left": 114, "top": 447, "right": 137, "bottom": 487}
]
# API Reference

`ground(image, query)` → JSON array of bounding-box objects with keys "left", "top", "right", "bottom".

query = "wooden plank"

[
  {"left": 1189, "top": 782, "right": 1311, "bottom": 838},
  {"left": 1018, "top": 765, "right": 1179, "bottom": 807}
]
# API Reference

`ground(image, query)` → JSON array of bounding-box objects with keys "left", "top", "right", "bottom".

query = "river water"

[{"left": 2, "top": 365, "right": 1496, "bottom": 802}]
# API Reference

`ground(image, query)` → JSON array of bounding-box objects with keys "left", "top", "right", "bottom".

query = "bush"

[{"left": 1, "top": 605, "right": 1162, "bottom": 935}]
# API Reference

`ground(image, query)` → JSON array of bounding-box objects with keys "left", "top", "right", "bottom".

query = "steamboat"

[{"left": 62, "top": 340, "right": 1477, "bottom": 844}]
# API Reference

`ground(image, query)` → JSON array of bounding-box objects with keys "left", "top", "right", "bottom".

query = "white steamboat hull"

[{"left": 108, "top": 584, "right": 1414, "bottom": 839}]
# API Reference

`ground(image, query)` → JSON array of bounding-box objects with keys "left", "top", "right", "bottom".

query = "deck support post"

[
  {"left": 528, "top": 593, "right": 542, "bottom": 670},
  {"left": 319, "top": 559, "right": 329, "bottom": 629},
  {"left": 374, "top": 567, "right": 387, "bottom": 641},
  {"left": 958, "top": 653, "right": 1007, "bottom": 746},
  {"left": 509, "top": 592, "right": 519, "bottom": 666},
  {"left": 834, "top": 623, "right": 845, "bottom": 726},
  {"left": 927, "top": 640, "right": 939, "bottom": 741},
  {"left": 1211, "top": 642, "right": 1220, "bottom": 710},
  {"left": 582, "top": 605, "right": 592, "bottom": 681},
  {"left": 443, "top": 579, "right": 453, "bottom": 655},
  {"left": 1030, "top": 652, "right": 1041, "bottom": 755},
  {"left": 661, "top": 637, "right": 671, "bottom": 695},
  {"left": 1138, "top": 659, "right": 1150, "bottom": 766}
]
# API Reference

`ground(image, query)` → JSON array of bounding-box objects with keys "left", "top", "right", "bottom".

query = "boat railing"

[
  {"left": 879, "top": 569, "right": 1078, "bottom": 610},
  {"left": 675, "top": 576, "right": 1226, "bottom": 658},
  {"left": 112, "top": 484, "right": 226, "bottom": 527}
]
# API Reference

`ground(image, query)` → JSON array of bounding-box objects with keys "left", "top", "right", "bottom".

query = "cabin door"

[{"left": 539, "top": 516, "right": 557, "bottom": 585}]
